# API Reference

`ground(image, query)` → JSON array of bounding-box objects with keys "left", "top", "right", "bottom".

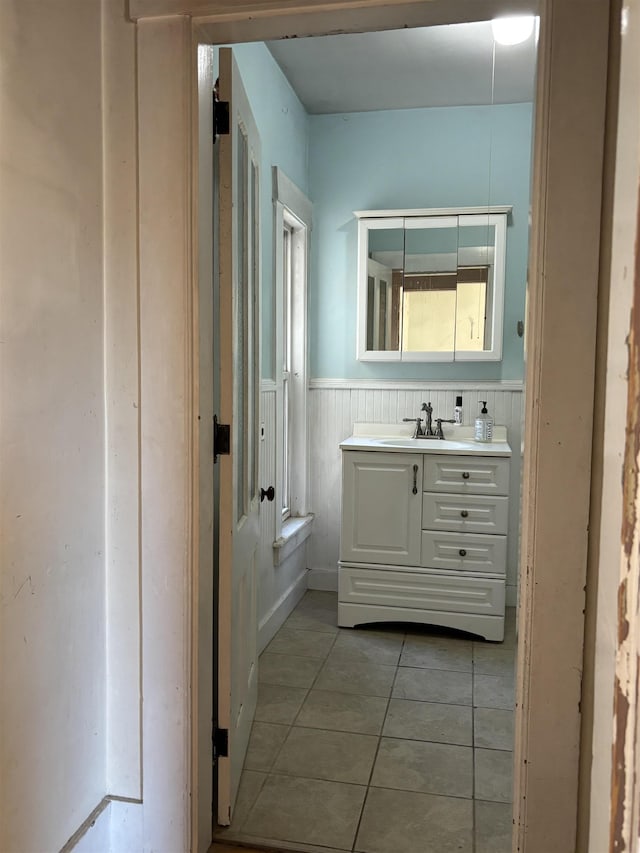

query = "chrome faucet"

[
  {"left": 434, "top": 417, "right": 456, "bottom": 439},
  {"left": 402, "top": 415, "right": 424, "bottom": 438},
  {"left": 403, "top": 402, "right": 456, "bottom": 440},
  {"left": 403, "top": 401, "right": 433, "bottom": 438},
  {"left": 421, "top": 402, "right": 434, "bottom": 436}
]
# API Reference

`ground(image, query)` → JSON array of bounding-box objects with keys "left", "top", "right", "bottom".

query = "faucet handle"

[
  {"left": 435, "top": 417, "right": 456, "bottom": 439},
  {"left": 402, "top": 416, "right": 422, "bottom": 438}
]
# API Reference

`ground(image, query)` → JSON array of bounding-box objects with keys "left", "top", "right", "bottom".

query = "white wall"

[
  {"left": 0, "top": 1, "right": 108, "bottom": 849},
  {"left": 307, "top": 382, "right": 523, "bottom": 606}
]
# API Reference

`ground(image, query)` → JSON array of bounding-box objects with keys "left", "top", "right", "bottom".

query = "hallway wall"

[{"left": 0, "top": 1, "right": 108, "bottom": 849}]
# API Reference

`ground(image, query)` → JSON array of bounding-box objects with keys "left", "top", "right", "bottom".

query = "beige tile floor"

[{"left": 215, "top": 590, "right": 516, "bottom": 853}]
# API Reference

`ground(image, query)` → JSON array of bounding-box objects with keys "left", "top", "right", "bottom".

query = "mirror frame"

[{"left": 355, "top": 205, "right": 511, "bottom": 362}]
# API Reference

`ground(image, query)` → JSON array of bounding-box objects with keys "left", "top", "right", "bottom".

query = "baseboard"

[
  {"left": 258, "top": 569, "right": 308, "bottom": 653},
  {"left": 61, "top": 797, "right": 142, "bottom": 853},
  {"left": 61, "top": 799, "right": 111, "bottom": 853},
  {"left": 307, "top": 567, "right": 338, "bottom": 591}
]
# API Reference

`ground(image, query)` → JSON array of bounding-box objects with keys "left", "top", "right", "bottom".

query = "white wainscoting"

[
  {"left": 257, "top": 384, "right": 308, "bottom": 652},
  {"left": 306, "top": 381, "right": 524, "bottom": 606}
]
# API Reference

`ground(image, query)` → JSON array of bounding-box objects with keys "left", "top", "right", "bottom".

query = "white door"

[{"left": 216, "top": 47, "right": 261, "bottom": 825}]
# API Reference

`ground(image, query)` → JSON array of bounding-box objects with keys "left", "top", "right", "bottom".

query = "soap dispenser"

[{"left": 474, "top": 401, "right": 494, "bottom": 442}]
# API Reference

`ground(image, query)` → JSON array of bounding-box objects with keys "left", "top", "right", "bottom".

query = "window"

[
  {"left": 281, "top": 221, "right": 293, "bottom": 518},
  {"left": 272, "top": 168, "right": 313, "bottom": 546}
]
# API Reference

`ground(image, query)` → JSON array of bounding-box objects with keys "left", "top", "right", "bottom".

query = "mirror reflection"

[{"left": 360, "top": 210, "right": 507, "bottom": 362}]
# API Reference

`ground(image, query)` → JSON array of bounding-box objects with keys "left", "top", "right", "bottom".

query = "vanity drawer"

[
  {"left": 423, "top": 454, "right": 509, "bottom": 495},
  {"left": 421, "top": 530, "right": 507, "bottom": 575},
  {"left": 422, "top": 492, "right": 508, "bottom": 535},
  {"left": 339, "top": 564, "right": 505, "bottom": 616}
]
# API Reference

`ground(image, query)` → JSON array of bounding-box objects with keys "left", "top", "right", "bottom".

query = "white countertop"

[{"left": 340, "top": 423, "right": 511, "bottom": 457}]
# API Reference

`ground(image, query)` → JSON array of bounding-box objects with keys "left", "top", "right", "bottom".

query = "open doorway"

[
  {"left": 209, "top": 17, "right": 537, "bottom": 853},
  {"left": 131, "top": 0, "right": 612, "bottom": 850}
]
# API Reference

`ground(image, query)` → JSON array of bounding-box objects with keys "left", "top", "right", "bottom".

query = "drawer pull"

[
  {"left": 412, "top": 464, "right": 418, "bottom": 495},
  {"left": 462, "top": 471, "right": 470, "bottom": 480},
  {"left": 460, "top": 510, "right": 469, "bottom": 518},
  {"left": 459, "top": 549, "right": 467, "bottom": 557}
]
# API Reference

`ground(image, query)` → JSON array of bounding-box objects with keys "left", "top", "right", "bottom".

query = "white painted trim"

[
  {"left": 260, "top": 379, "right": 277, "bottom": 392},
  {"left": 273, "top": 513, "right": 314, "bottom": 565},
  {"left": 137, "top": 16, "right": 193, "bottom": 853},
  {"left": 273, "top": 170, "right": 312, "bottom": 531},
  {"left": 272, "top": 167, "right": 313, "bottom": 229},
  {"left": 257, "top": 569, "right": 308, "bottom": 652},
  {"left": 354, "top": 205, "right": 513, "bottom": 218},
  {"left": 61, "top": 800, "right": 111, "bottom": 853},
  {"left": 61, "top": 798, "right": 143, "bottom": 853},
  {"left": 103, "top": 0, "right": 142, "bottom": 800},
  {"left": 308, "top": 378, "right": 524, "bottom": 391},
  {"left": 307, "top": 566, "right": 339, "bottom": 591}
]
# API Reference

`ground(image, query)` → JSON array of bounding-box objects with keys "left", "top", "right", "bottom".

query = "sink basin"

[
  {"left": 340, "top": 423, "right": 511, "bottom": 456},
  {"left": 377, "top": 437, "right": 481, "bottom": 452},
  {"left": 377, "top": 438, "right": 422, "bottom": 448}
]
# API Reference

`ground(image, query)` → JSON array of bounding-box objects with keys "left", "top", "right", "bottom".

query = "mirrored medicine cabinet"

[{"left": 356, "top": 206, "right": 510, "bottom": 362}]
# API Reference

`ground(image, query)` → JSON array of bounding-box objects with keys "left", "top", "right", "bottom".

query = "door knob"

[{"left": 260, "top": 486, "right": 275, "bottom": 502}]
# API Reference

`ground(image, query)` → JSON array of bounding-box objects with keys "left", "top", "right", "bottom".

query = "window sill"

[{"left": 273, "top": 514, "right": 314, "bottom": 566}]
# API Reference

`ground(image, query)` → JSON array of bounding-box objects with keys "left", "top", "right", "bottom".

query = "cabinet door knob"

[
  {"left": 260, "top": 486, "right": 275, "bottom": 502},
  {"left": 460, "top": 510, "right": 469, "bottom": 518},
  {"left": 459, "top": 548, "right": 467, "bottom": 557},
  {"left": 462, "top": 471, "right": 470, "bottom": 480},
  {"left": 412, "top": 464, "right": 419, "bottom": 495}
]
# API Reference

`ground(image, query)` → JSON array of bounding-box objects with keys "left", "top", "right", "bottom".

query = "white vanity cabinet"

[
  {"left": 340, "top": 451, "right": 423, "bottom": 566},
  {"left": 338, "top": 442, "right": 510, "bottom": 641}
]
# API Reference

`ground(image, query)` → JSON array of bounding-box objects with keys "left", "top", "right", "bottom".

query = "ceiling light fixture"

[{"left": 491, "top": 15, "right": 535, "bottom": 45}]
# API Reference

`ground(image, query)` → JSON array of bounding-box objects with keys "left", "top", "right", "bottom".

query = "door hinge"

[
  {"left": 213, "top": 95, "right": 230, "bottom": 142},
  {"left": 213, "top": 727, "right": 229, "bottom": 760},
  {"left": 213, "top": 415, "right": 230, "bottom": 463}
]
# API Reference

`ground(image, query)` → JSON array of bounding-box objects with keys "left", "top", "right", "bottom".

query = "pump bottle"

[
  {"left": 454, "top": 395, "right": 463, "bottom": 425},
  {"left": 474, "top": 401, "right": 494, "bottom": 442}
]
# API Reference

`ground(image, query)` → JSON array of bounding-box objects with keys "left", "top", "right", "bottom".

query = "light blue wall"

[
  {"left": 228, "top": 44, "right": 310, "bottom": 379},
  {"left": 308, "top": 103, "right": 533, "bottom": 380}
]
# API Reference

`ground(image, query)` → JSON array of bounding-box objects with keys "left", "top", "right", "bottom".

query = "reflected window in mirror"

[{"left": 356, "top": 207, "right": 509, "bottom": 362}]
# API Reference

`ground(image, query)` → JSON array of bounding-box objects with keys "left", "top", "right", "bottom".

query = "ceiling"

[{"left": 266, "top": 21, "right": 538, "bottom": 115}]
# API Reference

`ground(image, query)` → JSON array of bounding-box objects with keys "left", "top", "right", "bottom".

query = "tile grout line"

[
  {"left": 264, "top": 619, "right": 342, "bottom": 777},
  {"left": 350, "top": 630, "right": 407, "bottom": 853},
  {"left": 236, "top": 598, "right": 342, "bottom": 845}
]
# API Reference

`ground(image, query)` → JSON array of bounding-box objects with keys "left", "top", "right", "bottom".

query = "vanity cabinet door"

[{"left": 341, "top": 450, "right": 422, "bottom": 566}]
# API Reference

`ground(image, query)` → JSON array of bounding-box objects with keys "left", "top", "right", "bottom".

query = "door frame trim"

[{"left": 133, "top": 2, "right": 612, "bottom": 850}]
